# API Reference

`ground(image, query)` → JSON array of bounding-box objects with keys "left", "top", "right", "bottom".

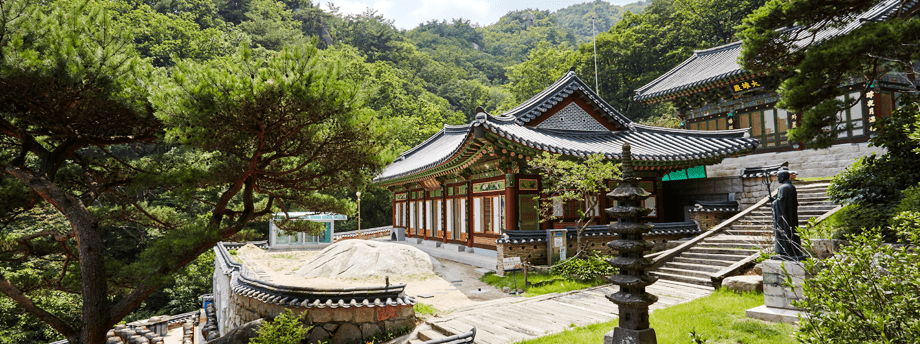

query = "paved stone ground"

[{"left": 424, "top": 279, "right": 713, "bottom": 344}]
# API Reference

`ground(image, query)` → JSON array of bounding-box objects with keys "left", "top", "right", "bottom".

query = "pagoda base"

[{"left": 604, "top": 327, "right": 657, "bottom": 344}]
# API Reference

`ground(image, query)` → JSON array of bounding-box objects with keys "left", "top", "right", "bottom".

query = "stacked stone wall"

[
  {"left": 690, "top": 212, "right": 736, "bottom": 231},
  {"left": 706, "top": 142, "right": 883, "bottom": 179},
  {"left": 226, "top": 292, "right": 414, "bottom": 344},
  {"left": 495, "top": 234, "right": 684, "bottom": 275}
]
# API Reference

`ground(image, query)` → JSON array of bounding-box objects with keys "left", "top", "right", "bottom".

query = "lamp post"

[{"left": 356, "top": 191, "right": 362, "bottom": 237}]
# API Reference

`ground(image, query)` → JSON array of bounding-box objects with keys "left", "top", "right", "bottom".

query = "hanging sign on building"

[{"left": 730, "top": 79, "right": 763, "bottom": 94}]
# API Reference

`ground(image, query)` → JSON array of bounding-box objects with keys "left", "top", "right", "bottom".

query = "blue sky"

[{"left": 325, "top": 0, "right": 639, "bottom": 30}]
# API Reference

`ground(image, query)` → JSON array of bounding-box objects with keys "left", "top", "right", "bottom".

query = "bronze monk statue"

[{"left": 770, "top": 167, "right": 806, "bottom": 260}]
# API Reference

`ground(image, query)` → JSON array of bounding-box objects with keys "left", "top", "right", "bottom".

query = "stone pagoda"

[{"left": 604, "top": 143, "right": 659, "bottom": 344}]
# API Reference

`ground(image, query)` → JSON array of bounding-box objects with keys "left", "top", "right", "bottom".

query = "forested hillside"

[{"left": 0, "top": 0, "right": 771, "bottom": 342}]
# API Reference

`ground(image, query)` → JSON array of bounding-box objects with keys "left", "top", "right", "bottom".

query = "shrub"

[
  {"left": 250, "top": 309, "right": 310, "bottom": 344},
  {"left": 826, "top": 102, "right": 920, "bottom": 240},
  {"left": 833, "top": 203, "right": 894, "bottom": 240},
  {"left": 793, "top": 218, "right": 920, "bottom": 343},
  {"left": 550, "top": 253, "right": 616, "bottom": 281}
]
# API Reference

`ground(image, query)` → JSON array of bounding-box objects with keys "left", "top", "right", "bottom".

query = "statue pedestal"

[
  {"left": 746, "top": 260, "right": 810, "bottom": 324},
  {"left": 604, "top": 327, "right": 657, "bottom": 344}
]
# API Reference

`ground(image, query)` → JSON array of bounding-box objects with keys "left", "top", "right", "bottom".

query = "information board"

[{"left": 502, "top": 257, "right": 522, "bottom": 271}]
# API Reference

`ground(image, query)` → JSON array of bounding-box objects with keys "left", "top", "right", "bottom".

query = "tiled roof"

[
  {"left": 500, "top": 71, "right": 632, "bottom": 128},
  {"left": 374, "top": 72, "right": 760, "bottom": 185},
  {"left": 634, "top": 0, "right": 918, "bottom": 102},
  {"left": 374, "top": 115, "right": 758, "bottom": 183},
  {"left": 495, "top": 222, "right": 701, "bottom": 244},
  {"left": 688, "top": 200, "right": 740, "bottom": 213},
  {"left": 634, "top": 42, "right": 746, "bottom": 102}
]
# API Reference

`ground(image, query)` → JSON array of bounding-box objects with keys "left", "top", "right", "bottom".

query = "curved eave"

[{"left": 635, "top": 70, "right": 751, "bottom": 103}]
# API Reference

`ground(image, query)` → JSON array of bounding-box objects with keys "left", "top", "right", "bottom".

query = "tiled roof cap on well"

[{"left": 633, "top": 0, "right": 918, "bottom": 102}]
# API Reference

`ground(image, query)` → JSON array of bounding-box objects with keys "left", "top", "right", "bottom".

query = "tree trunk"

[{"left": 6, "top": 166, "right": 110, "bottom": 344}]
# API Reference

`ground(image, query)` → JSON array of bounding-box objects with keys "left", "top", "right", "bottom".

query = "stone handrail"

[
  {"left": 649, "top": 193, "right": 774, "bottom": 270},
  {"left": 708, "top": 202, "right": 844, "bottom": 288},
  {"left": 709, "top": 252, "right": 760, "bottom": 289},
  {"left": 422, "top": 327, "right": 476, "bottom": 344}
]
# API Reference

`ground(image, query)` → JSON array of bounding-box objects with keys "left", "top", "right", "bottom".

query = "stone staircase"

[{"left": 650, "top": 179, "right": 838, "bottom": 287}]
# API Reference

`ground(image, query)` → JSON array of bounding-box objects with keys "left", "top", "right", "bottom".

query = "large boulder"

[
  {"left": 207, "top": 319, "right": 262, "bottom": 344},
  {"left": 295, "top": 240, "right": 433, "bottom": 278},
  {"left": 724, "top": 275, "right": 763, "bottom": 293}
]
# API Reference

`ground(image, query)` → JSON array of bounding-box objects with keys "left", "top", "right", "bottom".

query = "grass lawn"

[
  {"left": 479, "top": 271, "right": 606, "bottom": 296},
  {"left": 516, "top": 289, "right": 797, "bottom": 344}
]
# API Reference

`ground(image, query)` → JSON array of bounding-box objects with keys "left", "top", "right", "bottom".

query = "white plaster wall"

[
  {"left": 212, "top": 252, "right": 233, "bottom": 336},
  {"left": 706, "top": 142, "right": 886, "bottom": 179}
]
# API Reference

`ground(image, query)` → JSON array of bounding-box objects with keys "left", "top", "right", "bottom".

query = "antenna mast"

[{"left": 593, "top": 18, "right": 599, "bottom": 94}]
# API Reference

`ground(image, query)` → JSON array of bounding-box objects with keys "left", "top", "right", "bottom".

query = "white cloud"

[{"left": 407, "top": 0, "right": 493, "bottom": 27}]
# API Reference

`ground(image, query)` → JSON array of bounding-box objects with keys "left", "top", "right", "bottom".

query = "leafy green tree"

[
  {"left": 530, "top": 153, "right": 620, "bottom": 259},
  {"left": 250, "top": 309, "right": 310, "bottom": 344},
  {"left": 481, "top": 9, "right": 577, "bottom": 67},
  {"left": 501, "top": 41, "right": 577, "bottom": 110},
  {"left": 555, "top": 0, "right": 650, "bottom": 44},
  {"left": 0, "top": 2, "right": 390, "bottom": 343},
  {"left": 238, "top": 0, "right": 306, "bottom": 50},
  {"left": 794, "top": 212, "right": 920, "bottom": 343},
  {"left": 576, "top": 0, "right": 767, "bottom": 120},
  {"left": 114, "top": 2, "right": 238, "bottom": 67},
  {"left": 826, "top": 100, "right": 920, "bottom": 240},
  {"left": 737, "top": 0, "right": 920, "bottom": 148}
]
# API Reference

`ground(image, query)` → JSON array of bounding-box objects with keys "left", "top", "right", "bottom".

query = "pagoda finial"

[{"left": 621, "top": 143, "right": 634, "bottom": 180}]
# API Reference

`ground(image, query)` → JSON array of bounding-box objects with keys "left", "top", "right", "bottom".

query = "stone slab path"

[{"left": 424, "top": 279, "right": 712, "bottom": 344}]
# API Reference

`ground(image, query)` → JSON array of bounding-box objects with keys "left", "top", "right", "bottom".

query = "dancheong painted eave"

[
  {"left": 633, "top": 0, "right": 919, "bottom": 103},
  {"left": 374, "top": 73, "right": 760, "bottom": 187}
]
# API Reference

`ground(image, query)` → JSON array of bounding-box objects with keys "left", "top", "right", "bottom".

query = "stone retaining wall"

[
  {"left": 227, "top": 292, "right": 414, "bottom": 344},
  {"left": 706, "top": 142, "right": 883, "bottom": 179},
  {"left": 495, "top": 234, "right": 684, "bottom": 275},
  {"left": 212, "top": 243, "right": 416, "bottom": 344}
]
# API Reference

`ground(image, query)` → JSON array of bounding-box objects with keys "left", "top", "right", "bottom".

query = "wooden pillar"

[
  {"left": 441, "top": 182, "right": 449, "bottom": 243},
  {"left": 404, "top": 187, "right": 411, "bottom": 236},
  {"left": 466, "top": 180, "right": 474, "bottom": 248},
  {"left": 505, "top": 173, "right": 518, "bottom": 232},
  {"left": 422, "top": 189, "right": 428, "bottom": 240}
]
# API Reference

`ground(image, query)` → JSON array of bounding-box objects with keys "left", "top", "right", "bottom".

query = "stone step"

[
  {"left": 703, "top": 235, "right": 771, "bottom": 243},
  {"left": 418, "top": 328, "right": 447, "bottom": 342},
  {"left": 688, "top": 247, "right": 759, "bottom": 255},
  {"left": 672, "top": 256, "right": 736, "bottom": 267},
  {"left": 650, "top": 271, "right": 713, "bottom": 287},
  {"left": 731, "top": 224, "right": 773, "bottom": 230},
  {"left": 724, "top": 229, "right": 773, "bottom": 236},
  {"left": 680, "top": 252, "right": 752, "bottom": 262},
  {"left": 661, "top": 261, "right": 722, "bottom": 273},
  {"left": 657, "top": 267, "right": 714, "bottom": 279},
  {"left": 696, "top": 242, "right": 767, "bottom": 250}
]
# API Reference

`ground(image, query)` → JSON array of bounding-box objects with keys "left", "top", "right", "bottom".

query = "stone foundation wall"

[
  {"left": 706, "top": 142, "right": 883, "bottom": 179},
  {"left": 227, "top": 292, "right": 414, "bottom": 344},
  {"left": 495, "top": 234, "right": 684, "bottom": 275},
  {"left": 690, "top": 212, "right": 737, "bottom": 231}
]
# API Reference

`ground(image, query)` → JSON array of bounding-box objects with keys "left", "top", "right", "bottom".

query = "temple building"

[
  {"left": 635, "top": 0, "right": 916, "bottom": 222},
  {"left": 374, "top": 72, "right": 759, "bottom": 253}
]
